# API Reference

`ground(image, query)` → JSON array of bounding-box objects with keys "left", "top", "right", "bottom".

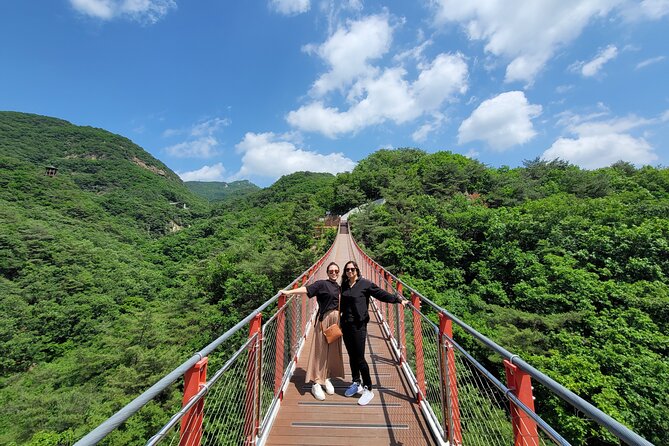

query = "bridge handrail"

[
  {"left": 349, "top": 232, "right": 653, "bottom": 446},
  {"left": 74, "top": 235, "right": 337, "bottom": 446},
  {"left": 146, "top": 334, "right": 258, "bottom": 446}
]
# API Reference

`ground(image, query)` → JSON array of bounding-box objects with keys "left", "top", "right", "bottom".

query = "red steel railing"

[{"left": 75, "top": 222, "right": 652, "bottom": 446}]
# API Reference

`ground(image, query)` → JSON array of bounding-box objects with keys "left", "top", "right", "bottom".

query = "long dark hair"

[{"left": 341, "top": 260, "right": 361, "bottom": 287}]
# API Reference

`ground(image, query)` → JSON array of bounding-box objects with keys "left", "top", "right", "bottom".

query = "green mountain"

[
  {"left": 337, "top": 149, "right": 669, "bottom": 445},
  {"left": 185, "top": 180, "right": 259, "bottom": 201},
  {"left": 0, "top": 112, "right": 334, "bottom": 445},
  {"left": 0, "top": 111, "right": 209, "bottom": 235},
  {"left": 1, "top": 113, "right": 667, "bottom": 445}
]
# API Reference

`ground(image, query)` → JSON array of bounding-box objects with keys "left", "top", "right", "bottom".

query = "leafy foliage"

[
  {"left": 345, "top": 154, "right": 669, "bottom": 445},
  {"left": 1, "top": 112, "right": 666, "bottom": 445},
  {"left": 185, "top": 180, "right": 259, "bottom": 201},
  {"left": 0, "top": 113, "right": 332, "bottom": 445}
]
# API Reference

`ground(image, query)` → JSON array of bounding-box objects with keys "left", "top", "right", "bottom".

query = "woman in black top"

[
  {"left": 340, "top": 260, "right": 407, "bottom": 405},
  {"left": 280, "top": 262, "right": 344, "bottom": 401}
]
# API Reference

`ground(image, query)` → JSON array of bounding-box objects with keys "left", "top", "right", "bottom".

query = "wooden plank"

[
  {"left": 264, "top": 233, "right": 436, "bottom": 445},
  {"left": 265, "top": 326, "right": 434, "bottom": 443}
]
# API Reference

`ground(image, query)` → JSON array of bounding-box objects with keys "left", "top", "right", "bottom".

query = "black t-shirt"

[
  {"left": 341, "top": 278, "right": 400, "bottom": 323},
  {"left": 306, "top": 279, "right": 341, "bottom": 321}
]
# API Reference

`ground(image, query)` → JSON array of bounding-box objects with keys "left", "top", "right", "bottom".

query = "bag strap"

[{"left": 321, "top": 291, "right": 341, "bottom": 331}]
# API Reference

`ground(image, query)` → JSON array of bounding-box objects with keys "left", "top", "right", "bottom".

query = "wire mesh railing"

[
  {"left": 74, "top": 231, "right": 335, "bottom": 446},
  {"left": 143, "top": 292, "right": 321, "bottom": 446},
  {"left": 147, "top": 333, "right": 258, "bottom": 446},
  {"left": 352, "top": 225, "right": 653, "bottom": 446},
  {"left": 258, "top": 291, "right": 317, "bottom": 437},
  {"left": 372, "top": 288, "right": 569, "bottom": 446},
  {"left": 75, "top": 219, "right": 653, "bottom": 446}
]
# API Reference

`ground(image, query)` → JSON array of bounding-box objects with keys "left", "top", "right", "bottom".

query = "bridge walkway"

[
  {"left": 265, "top": 227, "right": 435, "bottom": 445},
  {"left": 265, "top": 310, "right": 434, "bottom": 445}
]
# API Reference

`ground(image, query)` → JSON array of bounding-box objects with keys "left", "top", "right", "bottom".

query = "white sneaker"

[
  {"left": 358, "top": 387, "right": 374, "bottom": 405},
  {"left": 344, "top": 381, "right": 363, "bottom": 397},
  {"left": 311, "top": 383, "right": 325, "bottom": 401},
  {"left": 324, "top": 378, "right": 335, "bottom": 395}
]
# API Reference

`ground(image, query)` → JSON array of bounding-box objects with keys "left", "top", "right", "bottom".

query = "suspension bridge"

[{"left": 74, "top": 221, "right": 654, "bottom": 446}]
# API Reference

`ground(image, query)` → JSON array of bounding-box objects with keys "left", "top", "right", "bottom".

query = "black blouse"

[
  {"left": 340, "top": 278, "right": 401, "bottom": 323},
  {"left": 306, "top": 279, "right": 341, "bottom": 321}
]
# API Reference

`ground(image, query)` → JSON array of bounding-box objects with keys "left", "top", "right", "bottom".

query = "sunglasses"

[
  {"left": 345, "top": 267, "right": 356, "bottom": 272},
  {"left": 328, "top": 269, "right": 339, "bottom": 274}
]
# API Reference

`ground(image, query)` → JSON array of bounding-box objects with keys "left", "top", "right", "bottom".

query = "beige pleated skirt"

[{"left": 305, "top": 309, "right": 345, "bottom": 385}]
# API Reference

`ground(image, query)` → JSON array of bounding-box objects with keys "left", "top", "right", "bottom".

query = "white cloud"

[
  {"left": 288, "top": 52, "right": 468, "bottom": 137},
  {"left": 69, "top": 0, "right": 176, "bottom": 23},
  {"left": 413, "top": 53, "right": 470, "bottom": 109},
  {"left": 162, "top": 128, "right": 182, "bottom": 138},
  {"left": 165, "top": 136, "right": 219, "bottom": 158},
  {"left": 570, "top": 115, "right": 655, "bottom": 136},
  {"left": 412, "top": 123, "right": 435, "bottom": 143},
  {"left": 190, "top": 118, "right": 230, "bottom": 137},
  {"left": 162, "top": 117, "right": 229, "bottom": 158},
  {"left": 556, "top": 84, "right": 574, "bottom": 94},
  {"left": 635, "top": 56, "right": 666, "bottom": 70},
  {"left": 458, "top": 91, "right": 542, "bottom": 150},
  {"left": 320, "top": 0, "right": 365, "bottom": 35},
  {"left": 290, "top": 13, "right": 471, "bottom": 138},
  {"left": 430, "top": 0, "right": 621, "bottom": 83},
  {"left": 178, "top": 163, "right": 226, "bottom": 181},
  {"left": 465, "top": 149, "right": 480, "bottom": 159},
  {"left": 231, "top": 132, "right": 356, "bottom": 180},
  {"left": 620, "top": 0, "right": 669, "bottom": 21},
  {"left": 542, "top": 134, "right": 656, "bottom": 169},
  {"left": 70, "top": 0, "right": 114, "bottom": 19},
  {"left": 580, "top": 45, "right": 618, "bottom": 77},
  {"left": 269, "top": 0, "right": 310, "bottom": 16},
  {"left": 412, "top": 113, "right": 447, "bottom": 142},
  {"left": 307, "top": 14, "right": 393, "bottom": 97},
  {"left": 542, "top": 112, "right": 660, "bottom": 168}
]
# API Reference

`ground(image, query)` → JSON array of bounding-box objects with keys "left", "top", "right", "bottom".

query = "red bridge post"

[
  {"left": 386, "top": 274, "right": 393, "bottom": 338},
  {"left": 439, "top": 313, "right": 463, "bottom": 445},
  {"left": 179, "top": 357, "right": 208, "bottom": 446},
  {"left": 397, "top": 283, "right": 407, "bottom": 365},
  {"left": 300, "top": 275, "right": 308, "bottom": 345},
  {"left": 274, "top": 294, "right": 286, "bottom": 399},
  {"left": 504, "top": 360, "right": 539, "bottom": 446},
  {"left": 244, "top": 313, "right": 262, "bottom": 445},
  {"left": 411, "top": 292, "right": 427, "bottom": 401}
]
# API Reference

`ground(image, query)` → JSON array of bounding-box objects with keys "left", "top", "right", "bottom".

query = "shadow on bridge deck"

[{"left": 264, "top": 310, "right": 436, "bottom": 446}]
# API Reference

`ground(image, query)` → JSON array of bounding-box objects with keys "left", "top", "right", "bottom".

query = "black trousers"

[{"left": 342, "top": 320, "right": 372, "bottom": 390}]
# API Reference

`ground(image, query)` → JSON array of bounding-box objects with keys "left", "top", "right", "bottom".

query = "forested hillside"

[
  {"left": 185, "top": 180, "right": 259, "bottom": 201},
  {"left": 0, "top": 113, "right": 335, "bottom": 445},
  {"left": 1, "top": 113, "right": 667, "bottom": 445},
  {"left": 339, "top": 149, "right": 669, "bottom": 445}
]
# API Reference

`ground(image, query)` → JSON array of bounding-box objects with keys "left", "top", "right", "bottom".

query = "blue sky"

[{"left": 1, "top": 1, "right": 668, "bottom": 186}]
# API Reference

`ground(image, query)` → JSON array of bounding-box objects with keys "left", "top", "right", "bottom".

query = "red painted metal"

[
  {"left": 439, "top": 313, "right": 463, "bottom": 445},
  {"left": 397, "top": 283, "right": 406, "bottom": 365},
  {"left": 411, "top": 292, "right": 427, "bottom": 401},
  {"left": 297, "top": 282, "right": 306, "bottom": 346},
  {"left": 389, "top": 274, "right": 396, "bottom": 339},
  {"left": 179, "top": 357, "right": 208, "bottom": 446},
  {"left": 274, "top": 294, "right": 287, "bottom": 399},
  {"left": 244, "top": 314, "right": 262, "bottom": 445},
  {"left": 504, "top": 360, "right": 539, "bottom": 446}
]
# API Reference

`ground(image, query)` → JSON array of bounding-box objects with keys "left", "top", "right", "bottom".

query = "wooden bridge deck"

[
  {"left": 265, "top": 274, "right": 436, "bottom": 445},
  {"left": 263, "top": 229, "right": 436, "bottom": 445}
]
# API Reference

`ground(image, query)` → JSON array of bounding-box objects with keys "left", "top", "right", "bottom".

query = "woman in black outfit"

[
  {"left": 340, "top": 260, "right": 407, "bottom": 405},
  {"left": 280, "top": 262, "right": 344, "bottom": 401}
]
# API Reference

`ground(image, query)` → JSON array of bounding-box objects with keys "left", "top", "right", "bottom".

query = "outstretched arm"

[
  {"left": 368, "top": 282, "right": 408, "bottom": 307},
  {"left": 280, "top": 286, "right": 308, "bottom": 296}
]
